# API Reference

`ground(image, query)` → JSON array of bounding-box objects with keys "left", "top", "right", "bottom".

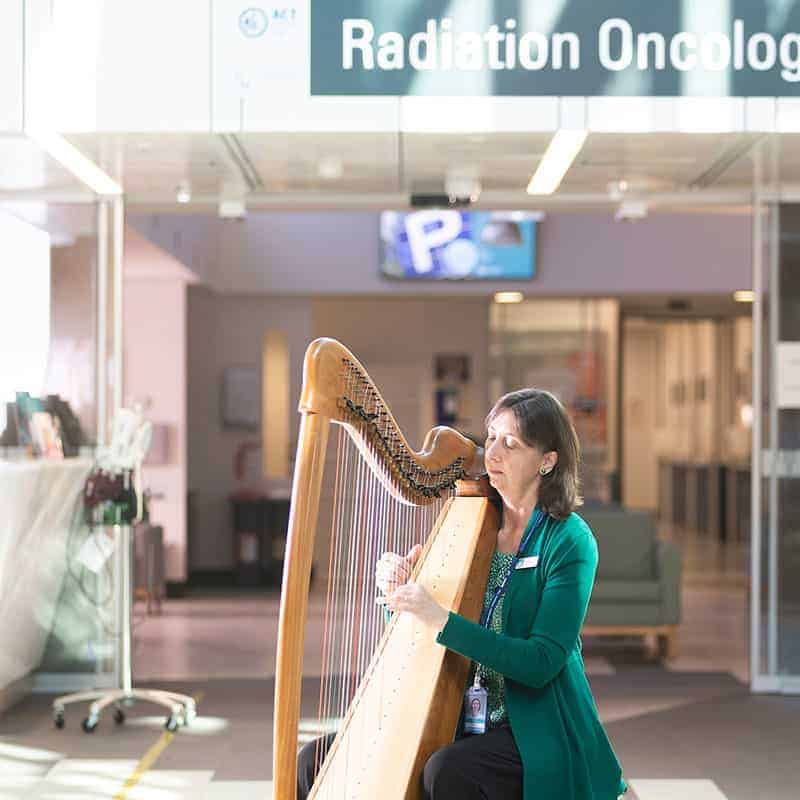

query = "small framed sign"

[{"left": 221, "top": 366, "right": 260, "bottom": 429}]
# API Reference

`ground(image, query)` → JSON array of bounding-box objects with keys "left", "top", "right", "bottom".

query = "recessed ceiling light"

[
  {"left": 734, "top": 290, "right": 754, "bottom": 303},
  {"left": 494, "top": 291, "right": 524, "bottom": 304},
  {"left": 318, "top": 157, "right": 343, "bottom": 181}
]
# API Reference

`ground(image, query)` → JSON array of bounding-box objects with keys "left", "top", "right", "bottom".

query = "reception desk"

[{"left": 0, "top": 458, "right": 91, "bottom": 711}]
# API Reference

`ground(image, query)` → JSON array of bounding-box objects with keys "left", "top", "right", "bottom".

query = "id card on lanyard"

[{"left": 463, "top": 506, "right": 547, "bottom": 735}]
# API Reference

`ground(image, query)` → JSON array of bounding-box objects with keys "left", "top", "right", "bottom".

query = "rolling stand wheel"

[
  {"left": 54, "top": 710, "right": 65, "bottom": 729},
  {"left": 113, "top": 707, "right": 126, "bottom": 725},
  {"left": 82, "top": 715, "right": 99, "bottom": 733},
  {"left": 164, "top": 715, "right": 179, "bottom": 732}
]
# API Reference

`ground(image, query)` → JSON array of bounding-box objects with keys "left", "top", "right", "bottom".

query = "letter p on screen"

[{"left": 405, "top": 210, "right": 464, "bottom": 274}]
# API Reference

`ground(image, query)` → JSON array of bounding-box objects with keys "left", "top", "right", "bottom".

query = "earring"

[{"left": 539, "top": 465, "right": 551, "bottom": 476}]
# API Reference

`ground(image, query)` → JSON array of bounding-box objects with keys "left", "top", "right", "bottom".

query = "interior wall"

[
  {"left": 186, "top": 292, "right": 489, "bottom": 575},
  {"left": 622, "top": 321, "right": 660, "bottom": 510},
  {"left": 124, "top": 228, "right": 198, "bottom": 582},
  {"left": 622, "top": 314, "right": 753, "bottom": 513},
  {"left": 308, "top": 297, "right": 491, "bottom": 579},
  {"left": 47, "top": 238, "right": 96, "bottom": 439},
  {"left": 131, "top": 211, "right": 752, "bottom": 297},
  {"left": 312, "top": 297, "right": 491, "bottom": 442},
  {"left": 186, "top": 287, "right": 313, "bottom": 572}
]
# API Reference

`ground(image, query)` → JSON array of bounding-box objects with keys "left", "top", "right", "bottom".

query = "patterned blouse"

[{"left": 473, "top": 549, "right": 515, "bottom": 727}]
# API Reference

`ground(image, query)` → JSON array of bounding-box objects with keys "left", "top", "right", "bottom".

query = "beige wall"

[
  {"left": 622, "top": 315, "right": 753, "bottom": 512},
  {"left": 622, "top": 321, "right": 660, "bottom": 510},
  {"left": 186, "top": 293, "right": 490, "bottom": 575},
  {"left": 309, "top": 296, "right": 491, "bottom": 578},
  {"left": 48, "top": 237, "right": 96, "bottom": 438},
  {"left": 312, "top": 297, "right": 491, "bottom": 443},
  {"left": 187, "top": 288, "right": 314, "bottom": 572}
]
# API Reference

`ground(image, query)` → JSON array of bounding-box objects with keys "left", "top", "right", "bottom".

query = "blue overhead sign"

[{"left": 310, "top": 1, "right": 800, "bottom": 96}]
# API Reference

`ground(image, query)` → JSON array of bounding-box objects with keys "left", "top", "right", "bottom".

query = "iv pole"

[{"left": 52, "top": 197, "right": 195, "bottom": 733}]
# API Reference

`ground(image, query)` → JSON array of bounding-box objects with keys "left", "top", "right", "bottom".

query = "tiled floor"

[
  {"left": 1, "top": 526, "right": 797, "bottom": 799},
  {"left": 133, "top": 525, "right": 752, "bottom": 685}
]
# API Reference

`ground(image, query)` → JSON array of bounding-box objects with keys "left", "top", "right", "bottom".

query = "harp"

[{"left": 272, "top": 339, "right": 498, "bottom": 800}]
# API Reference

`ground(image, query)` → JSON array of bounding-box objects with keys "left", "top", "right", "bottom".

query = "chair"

[{"left": 580, "top": 507, "right": 682, "bottom": 659}]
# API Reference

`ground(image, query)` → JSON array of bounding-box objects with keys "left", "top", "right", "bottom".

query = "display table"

[{"left": 0, "top": 458, "right": 91, "bottom": 711}]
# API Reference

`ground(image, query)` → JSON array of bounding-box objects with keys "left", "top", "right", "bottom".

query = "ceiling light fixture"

[
  {"left": 494, "top": 291, "right": 524, "bottom": 304},
  {"left": 318, "top": 157, "right": 344, "bottom": 181},
  {"left": 734, "top": 290, "right": 755, "bottom": 303},
  {"left": 526, "top": 129, "right": 588, "bottom": 195},
  {"left": 25, "top": 128, "right": 122, "bottom": 196}
]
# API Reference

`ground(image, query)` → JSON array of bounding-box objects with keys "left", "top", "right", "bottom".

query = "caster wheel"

[
  {"left": 113, "top": 707, "right": 125, "bottom": 725},
  {"left": 164, "top": 716, "right": 179, "bottom": 732},
  {"left": 54, "top": 713, "right": 65, "bottom": 730},
  {"left": 82, "top": 717, "right": 98, "bottom": 733}
]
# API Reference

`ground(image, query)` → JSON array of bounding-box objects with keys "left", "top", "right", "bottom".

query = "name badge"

[
  {"left": 515, "top": 555, "right": 539, "bottom": 570},
  {"left": 463, "top": 683, "right": 488, "bottom": 735}
]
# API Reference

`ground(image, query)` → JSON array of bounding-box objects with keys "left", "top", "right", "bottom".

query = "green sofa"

[{"left": 579, "top": 506, "right": 683, "bottom": 659}]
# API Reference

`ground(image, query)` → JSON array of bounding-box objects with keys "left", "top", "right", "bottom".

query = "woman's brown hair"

[{"left": 485, "top": 388, "right": 582, "bottom": 520}]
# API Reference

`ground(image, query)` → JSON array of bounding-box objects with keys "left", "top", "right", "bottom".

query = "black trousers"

[{"left": 297, "top": 725, "right": 523, "bottom": 800}]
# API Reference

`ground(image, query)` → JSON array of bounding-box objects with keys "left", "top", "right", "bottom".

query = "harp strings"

[{"left": 313, "top": 426, "right": 451, "bottom": 791}]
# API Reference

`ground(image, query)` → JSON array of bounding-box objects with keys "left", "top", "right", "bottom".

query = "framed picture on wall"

[{"left": 221, "top": 366, "right": 260, "bottom": 430}]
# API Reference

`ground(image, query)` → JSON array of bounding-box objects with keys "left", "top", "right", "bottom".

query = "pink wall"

[
  {"left": 124, "top": 229, "right": 195, "bottom": 582},
  {"left": 132, "top": 210, "right": 752, "bottom": 297}
]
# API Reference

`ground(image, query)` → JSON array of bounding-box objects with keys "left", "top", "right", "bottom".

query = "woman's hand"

[
  {"left": 375, "top": 544, "right": 422, "bottom": 597},
  {"left": 387, "top": 583, "right": 449, "bottom": 631}
]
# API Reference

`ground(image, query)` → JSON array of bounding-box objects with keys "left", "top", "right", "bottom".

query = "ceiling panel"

[
  {"left": 67, "top": 133, "right": 236, "bottom": 196},
  {"left": 52, "top": 130, "right": 800, "bottom": 209}
]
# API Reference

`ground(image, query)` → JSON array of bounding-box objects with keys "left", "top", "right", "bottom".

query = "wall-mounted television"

[{"left": 380, "top": 210, "right": 537, "bottom": 280}]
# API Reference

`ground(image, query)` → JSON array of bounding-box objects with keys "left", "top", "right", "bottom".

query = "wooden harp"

[{"left": 273, "top": 338, "right": 497, "bottom": 800}]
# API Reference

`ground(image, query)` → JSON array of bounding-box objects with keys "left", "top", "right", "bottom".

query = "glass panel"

[
  {"left": 489, "top": 298, "right": 619, "bottom": 504},
  {"left": 0, "top": 198, "right": 118, "bottom": 688},
  {"left": 750, "top": 136, "right": 774, "bottom": 684},
  {"left": 776, "top": 203, "right": 800, "bottom": 678}
]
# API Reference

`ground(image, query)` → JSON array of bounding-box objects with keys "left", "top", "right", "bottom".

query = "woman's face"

[
  {"left": 485, "top": 408, "right": 555, "bottom": 500},
  {"left": 470, "top": 698, "right": 481, "bottom": 714}
]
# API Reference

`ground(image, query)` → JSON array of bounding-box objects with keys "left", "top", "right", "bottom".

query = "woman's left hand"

[{"left": 387, "top": 583, "right": 449, "bottom": 630}]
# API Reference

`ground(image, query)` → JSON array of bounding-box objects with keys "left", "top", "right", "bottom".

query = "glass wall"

[
  {"left": 0, "top": 194, "right": 123, "bottom": 693},
  {"left": 751, "top": 136, "right": 800, "bottom": 693},
  {"left": 489, "top": 298, "right": 619, "bottom": 504},
  {"left": 775, "top": 204, "right": 800, "bottom": 683}
]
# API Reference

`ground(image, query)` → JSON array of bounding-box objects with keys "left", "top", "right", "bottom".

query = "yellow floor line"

[{"left": 113, "top": 691, "right": 205, "bottom": 800}]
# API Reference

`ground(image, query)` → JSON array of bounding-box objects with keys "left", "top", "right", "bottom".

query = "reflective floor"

[{"left": 0, "top": 526, "right": 797, "bottom": 799}]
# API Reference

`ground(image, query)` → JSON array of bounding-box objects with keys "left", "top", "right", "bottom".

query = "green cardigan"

[{"left": 436, "top": 510, "right": 627, "bottom": 800}]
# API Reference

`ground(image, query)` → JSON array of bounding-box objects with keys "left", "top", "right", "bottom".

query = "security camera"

[{"left": 410, "top": 193, "right": 472, "bottom": 208}]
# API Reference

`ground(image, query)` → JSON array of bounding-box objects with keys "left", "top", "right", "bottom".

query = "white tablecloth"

[{"left": 0, "top": 458, "right": 91, "bottom": 692}]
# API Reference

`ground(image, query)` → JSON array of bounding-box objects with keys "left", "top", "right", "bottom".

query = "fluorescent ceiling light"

[
  {"left": 494, "top": 291, "right": 524, "bottom": 304},
  {"left": 176, "top": 183, "right": 192, "bottom": 204},
  {"left": 734, "top": 290, "right": 754, "bottom": 303},
  {"left": 25, "top": 128, "right": 122, "bottom": 196},
  {"left": 527, "top": 129, "right": 588, "bottom": 195}
]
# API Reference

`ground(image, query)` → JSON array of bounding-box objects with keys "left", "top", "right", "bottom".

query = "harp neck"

[{"left": 298, "top": 337, "right": 486, "bottom": 503}]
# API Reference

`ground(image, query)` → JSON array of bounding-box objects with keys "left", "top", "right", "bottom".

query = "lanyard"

[{"left": 479, "top": 507, "right": 546, "bottom": 629}]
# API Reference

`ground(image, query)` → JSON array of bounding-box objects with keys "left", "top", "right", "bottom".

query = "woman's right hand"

[{"left": 375, "top": 544, "right": 422, "bottom": 598}]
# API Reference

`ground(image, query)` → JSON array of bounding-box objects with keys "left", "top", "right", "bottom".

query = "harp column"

[{"left": 273, "top": 410, "right": 331, "bottom": 800}]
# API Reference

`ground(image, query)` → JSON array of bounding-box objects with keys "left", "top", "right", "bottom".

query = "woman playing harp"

[{"left": 274, "top": 340, "right": 626, "bottom": 800}]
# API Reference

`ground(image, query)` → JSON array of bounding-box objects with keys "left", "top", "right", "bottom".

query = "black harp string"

[{"left": 312, "top": 359, "right": 467, "bottom": 794}]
